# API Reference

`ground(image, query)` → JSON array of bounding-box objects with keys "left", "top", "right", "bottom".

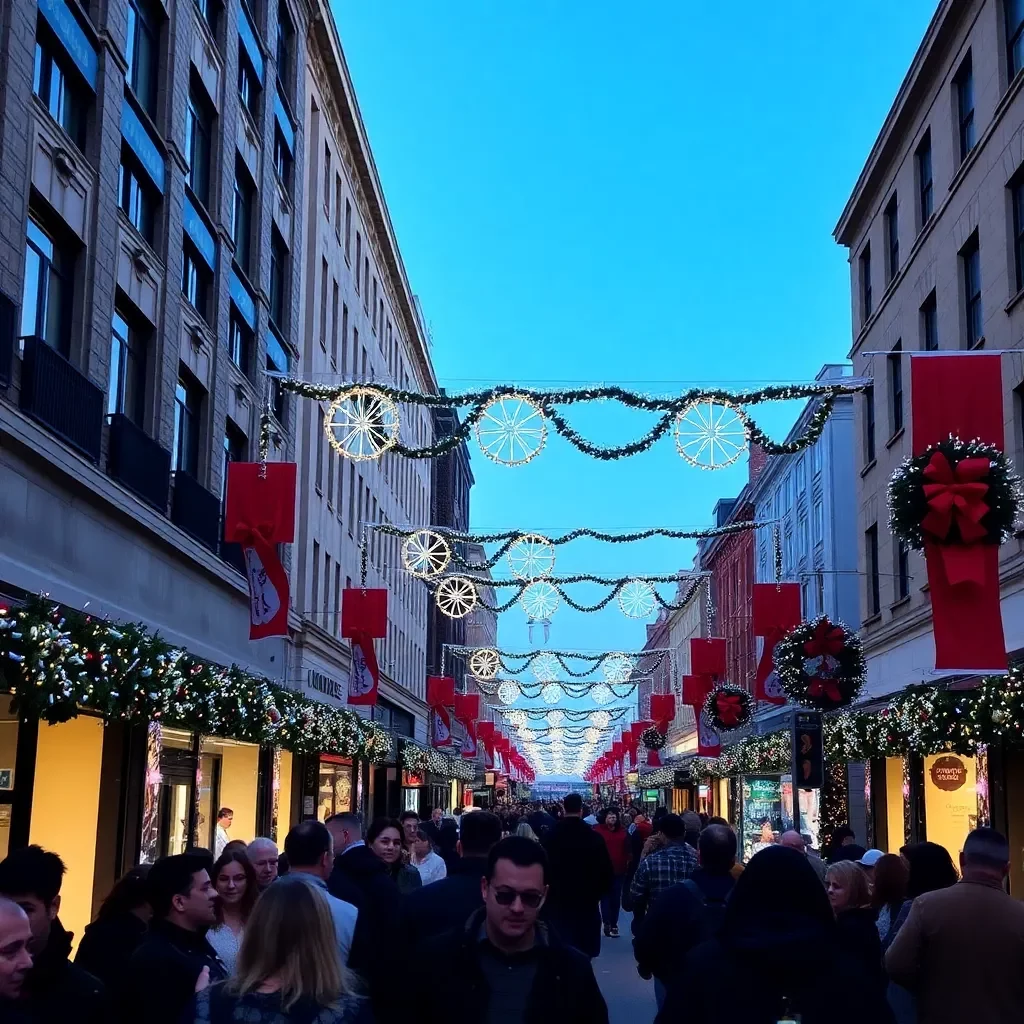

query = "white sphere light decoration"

[
  {"left": 497, "top": 681, "right": 519, "bottom": 705},
  {"left": 584, "top": 727, "right": 600, "bottom": 744},
  {"left": 590, "top": 710, "right": 611, "bottom": 729},
  {"left": 546, "top": 710, "right": 565, "bottom": 726},
  {"left": 541, "top": 683, "right": 561, "bottom": 705},
  {"left": 590, "top": 683, "right": 613, "bottom": 706},
  {"left": 603, "top": 654, "right": 635, "bottom": 684}
]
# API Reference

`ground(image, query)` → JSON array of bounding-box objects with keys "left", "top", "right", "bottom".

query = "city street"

[{"left": 594, "top": 912, "right": 658, "bottom": 1024}]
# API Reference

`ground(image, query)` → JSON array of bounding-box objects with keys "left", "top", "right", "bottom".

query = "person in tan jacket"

[{"left": 885, "top": 827, "right": 1024, "bottom": 1024}]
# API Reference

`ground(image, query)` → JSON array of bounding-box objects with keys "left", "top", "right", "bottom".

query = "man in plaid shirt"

[{"left": 629, "top": 814, "right": 698, "bottom": 925}]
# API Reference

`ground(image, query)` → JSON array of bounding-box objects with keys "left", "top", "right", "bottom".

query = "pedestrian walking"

[
  {"left": 779, "top": 829, "right": 828, "bottom": 883},
  {"left": 0, "top": 897, "right": 33, "bottom": 1017},
  {"left": 541, "top": 792, "right": 614, "bottom": 958},
  {"left": 206, "top": 849, "right": 259, "bottom": 974},
  {"left": 435, "top": 819, "right": 461, "bottom": 872},
  {"left": 214, "top": 808, "right": 234, "bottom": 858},
  {"left": 826, "top": 860, "right": 887, "bottom": 1005},
  {"left": 74, "top": 865, "right": 151, "bottom": 990},
  {"left": 871, "top": 853, "right": 908, "bottom": 940},
  {"left": 125, "top": 851, "right": 225, "bottom": 1024},
  {"left": 184, "top": 876, "right": 370, "bottom": 1024},
  {"left": 515, "top": 820, "right": 540, "bottom": 841},
  {"left": 367, "top": 818, "right": 422, "bottom": 894},
  {"left": 409, "top": 836, "right": 608, "bottom": 1024},
  {"left": 400, "top": 810, "right": 420, "bottom": 850},
  {"left": 410, "top": 825, "right": 448, "bottom": 886},
  {"left": 886, "top": 828, "right": 1024, "bottom": 1024},
  {"left": 246, "top": 838, "right": 279, "bottom": 891},
  {"left": 660, "top": 846, "right": 890, "bottom": 1023},
  {"left": 681, "top": 810, "right": 702, "bottom": 850},
  {"left": 629, "top": 814, "right": 698, "bottom": 928},
  {"left": 594, "top": 808, "right": 630, "bottom": 937}
]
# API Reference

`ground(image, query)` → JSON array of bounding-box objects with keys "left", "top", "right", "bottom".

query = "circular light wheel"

[
  {"left": 602, "top": 653, "right": 636, "bottom": 684},
  {"left": 590, "top": 683, "right": 613, "bottom": 706},
  {"left": 541, "top": 683, "right": 561, "bottom": 705},
  {"left": 401, "top": 530, "right": 451, "bottom": 579},
  {"left": 520, "top": 581, "right": 560, "bottom": 620},
  {"left": 504, "top": 709, "right": 527, "bottom": 727},
  {"left": 497, "top": 681, "right": 520, "bottom": 705},
  {"left": 590, "top": 710, "right": 611, "bottom": 729},
  {"left": 618, "top": 579, "right": 658, "bottom": 619},
  {"left": 507, "top": 533, "right": 556, "bottom": 579},
  {"left": 546, "top": 710, "right": 565, "bottom": 727},
  {"left": 324, "top": 387, "right": 400, "bottom": 462},
  {"left": 584, "top": 727, "right": 601, "bottom": 744},
  {"left": 674, "top": 399, "right": 749, "bottom": 470},
  {"left": 435, "top": 576, "right": 478, "bottom": 619},
  {"left": 474, "top": 394, "right": 547, "bottom": 466},
  {"left": 530, "top": 652, "right": 560, "bottom": 683},
  {"left": 468, "top": 647, "right": 501, "bottom": 681}
]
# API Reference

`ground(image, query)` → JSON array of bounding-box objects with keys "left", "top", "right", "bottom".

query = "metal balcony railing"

[
  {"left": 171, "top": 470, "right": 221, "bottom": 551},
  {"left": 107, "top": 413, "right": 171, "bottom": 513}
]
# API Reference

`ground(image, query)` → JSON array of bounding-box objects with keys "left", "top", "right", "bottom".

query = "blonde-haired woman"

[
  {"left": 187, "top": 876, "right": 369, "bottom": 1023},
  {"left": 826, "top": 859, "right": 886, "bottom": 1006},
  {"left": 515, "top": 820, "right": 540, "bottom": 842}
]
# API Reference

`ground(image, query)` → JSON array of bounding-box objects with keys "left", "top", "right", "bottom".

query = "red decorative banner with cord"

[
  {"left": 477, "top": 721, "right": 496, "bottom": 768},
  {"left": 427, "top": 676, "right": 455, "bottom": 747},
  {"left": 752, "top": 583, "right": 802, "bottom": 704},
  {"left": 646, "top": 694, "right": 675, "bottom": 767},
  {"left": 225, "top": 463, "right": 297, "bottom": 640},
  {"left": 911, "top": 354, "right": 1008, "bottom": 671},
  {"left": 454, "top": 693, "right": 480, "bottom": 759},
  {"left": 341, "top": 589, "right": 387, "bottom": 706}
]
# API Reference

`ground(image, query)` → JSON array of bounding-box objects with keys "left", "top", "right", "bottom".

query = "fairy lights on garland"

[
  {"left": 449, "top": 646, "right": 669, "bottom": 681},
  {"left": 0, "top": 597, "right": 392, "bottom": 762},
  {"left": 774, "top": 617, "right": 865, "bottom": 710},
  {"left": 400, "top": 741, "right": 476, "bottom": 781},
  {"left": 703, "top": 684, "right": 754, "bottom": 732},
  {"left": 475, "top": 678, "right": 640, "bottom": 701}
]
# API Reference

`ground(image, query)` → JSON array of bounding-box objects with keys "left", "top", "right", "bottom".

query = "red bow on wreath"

[
  {"left": 803, "top": 620, "right": 845, "bottom": 659},
  {"left": 801, "top": 620, "right": 846, "bottom": 704},
  {"left": 920, "top": 453, "right": 990, "bottom": 545},
  {"left": 715, "top": 692, "right": 744, "bottom": 728}
]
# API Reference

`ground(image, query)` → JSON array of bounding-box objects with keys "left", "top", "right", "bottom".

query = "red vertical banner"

[
  {"left": 911, "top": 355, "right": 1008, "bottom": 671},
  {"left": 427, "top": 676, "right": 456, "bottom": 747},
  {"left": 342, "top": 590, "right": 388, "bottom": 706},
  {"left": 752, "top": 583, "right": 802, "bottom": 704}
]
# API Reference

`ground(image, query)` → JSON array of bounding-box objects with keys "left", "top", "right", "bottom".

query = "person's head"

[
  {"left": 902, "top": 841, "right": 959, "bottom": 898},
  {"left": 779, "top": 830, "right": 806, "bottom": 854},
  {"left": 366, "top": 818, "right": 403, "bottom": 866},
  {"left": 825, "top": 860, "right": 871, "bottom": 914},
  {"left": 0, "top": 846, "right": 65, "bottom": 955},
  {"left": 399, "top": 811, "right": 420, "bottom": 846},
  {"left": 98, "top": 865, "right": 152, "bottom": 923},
  {"left": 830, "top": 843, "right": 867, "bottom": 864},
  {"left": 412, "top": 826, "right": 434, "bottom": 859},
  {"left": 708, "top": 816, "right": 730, "bottom": 827},
  {"left": 834, "top": 825, "right": 855, "bottom": 847},
  {"left": 604, "top": 809, "right": 619, "bottom": 830},
  {"left": 871, "top": 853, "right": 909, "bottom": 911},
  {"left": 482, "top": 836, "right": 548, "bottom": 952},
  {"left": 759, "top": 820, "right": 775, "bottom": 844},
  {"left": 247, "top": 838, "right": 280, "bottom": 890},
  {"left": 229, "top": 876, "right": 354, "bottom": 1011},
  {"left": 431, "top": 807, "right": 443, "bottom": 825},
  {"left": 284, "top": 821, "right": 334, "bottom": 881},
  {"left": 562, "top": 793, "right": 583, "bottom": 817},
  {"left": 857, "top": 849, "right": 885, "bottom": 879},
  {"left": 961, "top": 827, "right": 1011, "bottom": 885},
  {"left": 324, "top": 812, "right": 363, "bottom": 855},
  {"left": 217, "top": 807, "right": 234, "bottom": 831},
  {"left": 659, "top": 813, "right": 686, "bottom": 842},
  {"left": 515, "top": 821, "right": 539, "bottom": 842},
  {"left": 0, "top": 899, "right": 32, "bottom": 1001},
  {"left": 212, "top": 849, "right": 259, "bottom": 924},
  {"left": 458, "top": 811, "right": 502, "bottom": 858},
  {"left": 698, "top": 824, "right": 737, "bottom": 874},
  {"left": 147, "top": 852, "right": 217, "bottom": 931}
]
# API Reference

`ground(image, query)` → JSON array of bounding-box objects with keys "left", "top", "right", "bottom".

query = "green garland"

[
  {"left": 641, "top": 726, "right": 666, "bottom": 750},
  {"left": 451, "top": 647, "right": 669, "bottom": 680},
  {"left": 703, "top": 684, "right": 754, "bottom": 732},
  {"left": 475, "top": 679, "right": 639, "bottom": 700},
  {"left": 0, "top": 597, "right": 393, "bottom": 762},
  {"left": 400, "top": 740, "right": 476, "bottom": 781}
]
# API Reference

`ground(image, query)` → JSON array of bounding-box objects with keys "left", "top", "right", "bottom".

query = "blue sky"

[{"left": 332, "top": 1, "right": 938, "bottom": 747}]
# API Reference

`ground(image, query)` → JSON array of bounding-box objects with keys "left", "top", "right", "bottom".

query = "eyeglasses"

[{"left": 492, "top": 887, "right": 544, "bottom": 909}]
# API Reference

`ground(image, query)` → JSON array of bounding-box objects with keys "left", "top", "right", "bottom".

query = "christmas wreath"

[
  {"left": 640, "top": 725, "right": 666, "bottom": 750},
  {"left": 703, "top": 684, "right": 753, "bottom": 732},
  {"left": 888, "top": 437, "right": 1020, "bottom": 551},
  {"left": 774, "top": 616, "right": 865, "bottom": 710}
]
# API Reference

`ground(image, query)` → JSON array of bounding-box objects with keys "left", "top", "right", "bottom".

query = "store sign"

[
  {"left": 306, "top": 668, "right": 345, "bottom": 703},
  {"left": 930, "top": 755, "right": 968, "bottom": 792},
  {"left": 645, "top": 789, "right": 660, "bottom": 801}
]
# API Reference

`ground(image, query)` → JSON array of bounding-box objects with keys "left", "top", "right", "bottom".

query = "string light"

[{"left": 447, "top": 646, "right": 670, "bottom": 680}]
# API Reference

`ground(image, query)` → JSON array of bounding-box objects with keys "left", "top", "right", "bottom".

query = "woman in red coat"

[{"left": 594, "top": 808, "right": 632, "bottom": 936}]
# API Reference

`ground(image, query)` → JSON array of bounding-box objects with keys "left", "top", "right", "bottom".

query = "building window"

[
  {"left": 363, "top": 257, "right": 369, "bottom": 312},
  {"left": 312, "top": 540, "right": 320, "bottom": 617},
  {"left": 955, "top": 54, "right": 975, "bottom": 164},
  {"left": 276, "top": 0, "right": 293, "bottom": 88},
  {"left": 331, "top": 279, "right": 340, "bottom": 368},
  {"left": 194, "top": 0, "right": 220, "bottom": 37},
  {"left": 1012, "top": 174, "right": 1024, "bottom": 293},
  {"left": 859, "top": 244, "right": 872, "bottom": 321},
  {"left": 884, "top": 195, "right": 899, "bottom": 283},
  {"left": 341, "top": 303, "right": 349, "bottom": 375},
  {"left": 323, "top": 144, "right": 331, "bottom": 217},
  {"left": 222, "top": 424, "right": 247, "bottom": 502},
  {"left": 185, "top": 87, "right": 213, "bottom": 208},
  {"left": 118, "top": 149, "right": 158, "bottom": 244},
  {"left": 334, "top": 174, "right": 342, "bottom": 237},
  {"left": 266, "top": 331, "right": 288, "bottom": 422},
  {"left": 172, "top": 371, "right": 203, "bottom": 476},
  {"left": 354, "top": 232, "right": 361, "bottom": 291},
  {"left": 921, "top": 291, "right": 938, "bottom": 350},
  {"left": 231, "top": 160, "right": 255, "bottom": 274},
  {"left": 344, "top": 200, "right": 352, "bottom": 262},
  {"left": 889, "top": 342, "right": 903, "bottom": 436},
  {"left": 273, "top": 127, "right": 292, "bottom": 190},
  {"left": 866, "top": 524, "right": 880, "bottom": 617},
  {"left": 961, "top": 232, "right": 982, "bottom": 347},
  {"left": 238, "top": 46, "right": 260, "bottom": 118},
  {"left": 21, "top": 215, "right": 72, "bottom": 358},
  {"left": 1008, "top": 0, "right": 1024, "bottom": 80},
  {"left": 181, "top": 241, "right": 211, "bottom": 322},
  {"left": 33, "top": 25, "right": 87, "bottom": 147},
  {"left": 269, "top": 229, "right": 287, "bottom": 330},
  {"left": 107, "top": 308, "right": 147, "bottom": 426},
  {"left": 372, "top": 277, "right": 378, "bottom": 333},
  {"left": 127, "top": 0, "right": 160, "bottom": 117},
  {"left": 229, "top": 311, "right": 253, "bottom": 376},
  {"left": 316, "top": 405, "right": 324, "bottom": 492},
  {"left": 916, "top": 130, "right": 933, "bottom": 227},
  {"left": 813, "top": 498, "right": 823, "bottom": 542},
  {"left": 320, "top": 258, "right": 329, "bottom": 351},
  {"left": 864, "top": 386, "right": 876, "bottom": 464},
  {"left": 896, "top": 539, "right": 910, "bottom": 601}
]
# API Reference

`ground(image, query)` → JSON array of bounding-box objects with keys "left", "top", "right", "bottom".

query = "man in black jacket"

[
  {"left": 0, "top": 845, "right": 106, "bottom": 1023},
  {"left": 402, "top": 810, "right": 502, "bottom": 946},
  {"left": 123, "top": 851, "right": 225, "bottom": 1024},
  {"left": 410, "top": 836, "right": 608, "bottom": 1024},
  {"left": 541, "top": 792, "right": 614, "bottom": 958}
]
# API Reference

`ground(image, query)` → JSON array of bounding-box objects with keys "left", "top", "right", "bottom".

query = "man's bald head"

[
  {"left": 247, "top": 838, "right": 279, "bottom": 890},
  {"left": 779, "top": 831, "right": 807, "bottom": 853},
  {"left": 0, "top": 898, "right": 32, "bottom": 1000}
]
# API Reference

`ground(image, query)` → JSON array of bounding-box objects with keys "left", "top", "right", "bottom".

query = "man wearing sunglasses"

[{"left": 409, "top": 835, "right": 609, "bottom": 1024}]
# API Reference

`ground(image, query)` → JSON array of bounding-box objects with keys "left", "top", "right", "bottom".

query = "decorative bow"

[
  {"left": 715, "top": 692, "right": 744, "bottom": 728},
  {"left": 803, "top": 620, "right": 845, "bottom": 660},
  {"left": 805, "top": 674, "right": 842, "bottom": 704},
  {"left": 920, "top": 453, "right": 990, "bottom": 544}
]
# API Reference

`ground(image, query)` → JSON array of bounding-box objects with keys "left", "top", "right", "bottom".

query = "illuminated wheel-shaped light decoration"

[
  {"left": 584, "top": 727, "right": 600, "bottom": 744},
  {"left": 673, "top": 398, "right": 749, "bottom": 470},
  {"left": 401, "top": 529, "right": 451, "bottom": 579},
  {"left": 531, "top": 652, "right": 560, "bottom": 683},
  {"left": 468, "top": 647, "right": 501, "bottom": 680},
  {"left": 602, "top": 653, "right": 635, "bottom": 684},
  {"left": 324, "top": 387, "right": 400, "bottom": 462},
  {"left": 435, "top": 576, "right": 478, "bottom": 619},
  {"left": 504, "top": 709, "right": 527, "bottom": 727},
  {"left": 549, "top": 727, "right": 565, "bottom": 741},
  {"left": 507, "top": 533, "right": 556, "bottom": 579},
  {"left": 541, "top": 683, "right": 562, "bottom": 705},
  {"left": 520, "top": 581, "right": 560, "bottom": 620},
  {"left": 497, "top": 681, "right": 520, "bottom": 705},
  {"left": 546, "top": 710, "right": 565, "bottom": 726},
  {"left": 590, "top": 710, "right": 611, "bottom": 729},
  {"left": 590, "top": 683, "right": 613, "bottom": 706},
  {"left": 618, "top": 579, "right": 658, "bottom": 619},
  {"left": 475, "top": 394, "right": 548, "bottom": 466}
]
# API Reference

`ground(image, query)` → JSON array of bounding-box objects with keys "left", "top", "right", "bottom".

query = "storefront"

[{"left": 739, "top": 774, "right": 821, "bottom": 860}]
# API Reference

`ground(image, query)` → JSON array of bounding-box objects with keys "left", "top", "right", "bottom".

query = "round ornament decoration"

[
  {"left": 504, "top": 709, "right": 527, "bottom": 727},
  {"left": 888, "top": 437, "right": 1020, "bottom": 551},
  {"left": 496, "top": 681, "right": 520, "bottom": 705},
  {"left": 530, "top": 652, "right": 560, "bottom": 683},
  {"left": 590, "top": 683, "right": 613, "bottom": 706},
  {"left": 520, "top": 581, "right": 560, "bottom": 619},
  {"left": 584, "top": 727, "right": 601, "bottom": 744},
  {"left": 507, "top": 533, "right": 556, "bottom": 579},
  {"left": 468, "top": 648, "right": 501, "bottom": 681},
  {"left": 703, "top": 684, "right": 753, "bottom": 732},
  {"left": 590, "top": 710, "right": 611, "bottom": 730},
  {"left": 435, "top": 576, "right": 478, "bottom": 619},
  {"left": 618, "top": 579, "right": 658, "bottom": 619},
  {"left": 640, "top": 726, "right": 666, "bottom": 750},
  {"left": 546, "top": 710, "right": 565, "bottom": 726},
  {"left": 474, "top": 394, "right": 548, "bottom": 466},
  {"left": 401, "top": 529, "right": 451, "bottom": 578},
  {"left": 774, "top": 615, "right": 865, "bottom": 710},
  {"left": 324, "top": 387, "right": 400, "bottom": 461},
  {"left": 602, "top": 653, "right": 635, "bottom": 684},
  {"left": 673, "top": 398, "right": 749, "bottom": 470},
  {"left": 541, "top": 683, "right": 562, "bottom": 705}
]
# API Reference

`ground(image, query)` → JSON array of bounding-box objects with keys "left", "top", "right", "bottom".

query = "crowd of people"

[{"left": 0, "top": 796, "right": 1023, "bottom": 1023}]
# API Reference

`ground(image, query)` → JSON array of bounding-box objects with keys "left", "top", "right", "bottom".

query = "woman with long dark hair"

[
  {"left": 207, "top": 849, "right": 260, "bottom": 973},
  {"left": 871, "top": 854, "right": 908, "bottom": 939},
  {"left": 367, "top": 818, "right": 422, "bottom": 895},
  {"left": 74, "top": 865, "right": 151, "bottom": 988}
]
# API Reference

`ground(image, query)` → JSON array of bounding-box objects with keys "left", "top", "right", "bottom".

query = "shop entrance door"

[{"left": 318, "top": 757, "right": 354, "bottom": 820}]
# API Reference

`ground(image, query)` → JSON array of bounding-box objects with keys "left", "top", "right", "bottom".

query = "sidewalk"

[{"left": 593, "top": 911, "right": 658, "bottom": 1024}]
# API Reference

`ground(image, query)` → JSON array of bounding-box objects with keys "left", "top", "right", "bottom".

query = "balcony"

[
  {"left": 0, "top": 294, "right": 14, "bottom": 388},
  {"left": 220, "top": 538, "right": 248, "bottom": 576},
  {"left": 107, "top": 413, "right": 171, "bottom": 513},
  {"left": 171, "top": 470, "right": 220, "bottom": 551},
  {"left": 19, "top": 335, "right": 103, "bottom": 462}
]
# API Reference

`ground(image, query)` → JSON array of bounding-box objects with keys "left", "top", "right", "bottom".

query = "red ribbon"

[
  {"left": 920, "top": 453, "right": 991, "bottom": 586},
  {"left": 715, "top": 692, "right": 744, "bottom": 728},
  {"left": 803, "top": 620, "right": 845, "bottom": 659},
  {"left": 234, "top": 520, "right": 289, "bottom": 640},
  {"left": 806, "top": 677, "right": 842, "bottom": 704}
]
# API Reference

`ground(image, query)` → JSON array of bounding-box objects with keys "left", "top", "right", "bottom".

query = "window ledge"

[
  {"left": 885, "top": 427, "right": 906, "bottom": 451},
  {"left": 862, "top": 612, "right": 883, "bottom": 628},
  {"left": 860, "top": 458, "right": 877, "bottom": 478},
  {"left": 315, "top": 485, "right": 323, "bottom": 497},
  {"left": 889, "top": 595, "right": 911, "bottom": 613},
  {"left": 969, "top": 336, "right": 987, "bottom": 350},
  {"left": 1005, "top": 288, "right": 1024, "bottom": 314}
]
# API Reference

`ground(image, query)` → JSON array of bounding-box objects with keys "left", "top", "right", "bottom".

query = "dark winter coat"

[
  {"left": 835, "top": 905, "right": 887, "bottom": 993},
  {"left": 122, "top": 919, "right": 226, "bottom": 1024},
  {"left": 408, "top": 908, "right": 609, "bottom": 1024},
  {"left": 401, "top": 856, "right": 488, "bottom": 947},
  {"left": 185, "top": 983, "right": 373, "bottom": 1024},
  {"left": 19, "top": 919, "right": 106, "bottom": 1024},
  {"left": 74, "top": 910, "right": 148, "bottom": 990}
]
